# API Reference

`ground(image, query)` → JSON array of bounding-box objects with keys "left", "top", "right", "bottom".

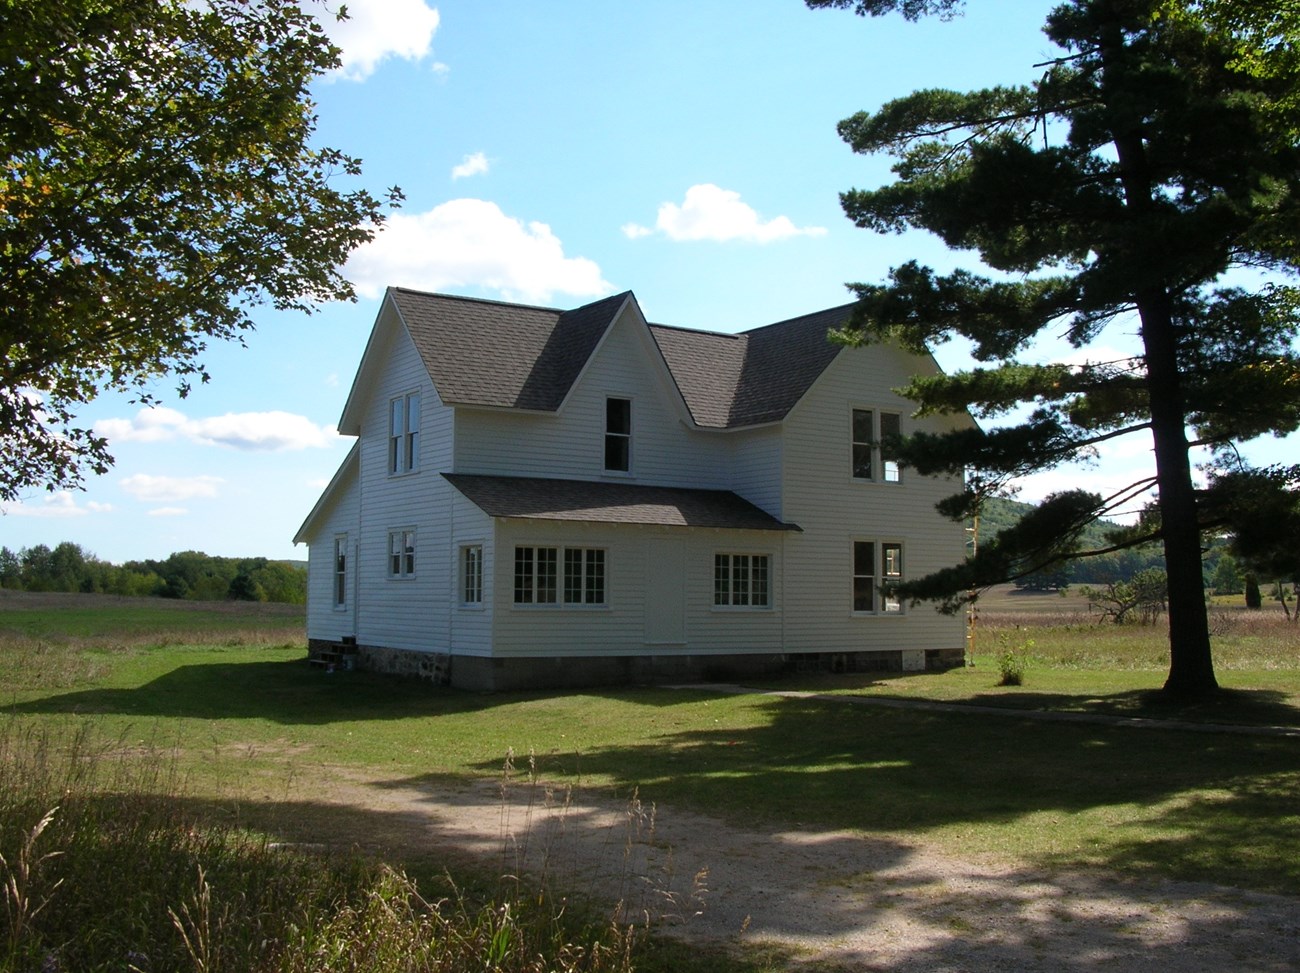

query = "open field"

[{"left": 1, "top": 590, "right": 1298, "bottom": 970}]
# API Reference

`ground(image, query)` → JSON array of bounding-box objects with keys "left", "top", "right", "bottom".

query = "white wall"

[
  {"left": 353, "top": 306, "right": 456, "bottom": 653},
  {"left": 780, "top": 343, "right": 968, "bottom": 654},
  {"left": 453, "top": 306, "right": 734, "bottom": 491},
  {"left": 489, "top": 519, "right": 788, "bottom": 658},
  {"left": 302, "top": 460, "right": 358, "bottom": 644}
]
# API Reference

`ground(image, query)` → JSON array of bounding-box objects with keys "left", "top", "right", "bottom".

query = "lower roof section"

[{"left": 443, "top": 473, "right": 801, "bottom": 532}]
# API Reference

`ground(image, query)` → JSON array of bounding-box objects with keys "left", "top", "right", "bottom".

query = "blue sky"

[{"left": 4, "top": 0, "right": 1295, "bottom": 563}]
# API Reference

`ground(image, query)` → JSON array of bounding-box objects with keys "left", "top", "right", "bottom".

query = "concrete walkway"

[{"left": 670, "top": 682, "right": 1300, "bottom": 738}]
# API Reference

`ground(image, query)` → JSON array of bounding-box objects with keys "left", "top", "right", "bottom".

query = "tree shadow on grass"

[
  {"left": 131, "top": 775, "right": 1300, "bottom": 971},
  {"left": 944, "top": 686, "right": 1300, "bottom": 728},
  {"left": 3, "top": 660, "right": 545, "bottom": 724},
  {"left": 463, "top": 691, "right": 1300, "bottom": 896}
]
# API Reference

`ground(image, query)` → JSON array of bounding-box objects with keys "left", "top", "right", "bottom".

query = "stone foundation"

[{"left": 307, "top": 640, "right": 964, "bottom": 691}]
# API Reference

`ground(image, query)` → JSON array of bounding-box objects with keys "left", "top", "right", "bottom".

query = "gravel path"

[{"left": 322, "top": 769, "right": 1300, "bottom": 972}]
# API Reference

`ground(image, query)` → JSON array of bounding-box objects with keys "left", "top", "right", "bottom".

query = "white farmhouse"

[{"left": 294, "top": 288, "right": 971, "bottom": 690}]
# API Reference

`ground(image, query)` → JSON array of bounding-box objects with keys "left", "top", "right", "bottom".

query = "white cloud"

[
  {"left": 319, "top": 0, "right": 441, "bottom": 82},
  {"left": 94, "top": 407, "right": 188, "bottom": 444},
  {"left": 0, "top": 491, "right": 111, "bottom": 519},
  {"left": 625, "top": 184, "right": 827, "bottom": 243},
  {"left": 451, "top": 152, "right": 490, "bottom": 180},
  {"left": 120, "top": 474, "right": 223, "bottom": 503},
  {"left": 345, "top": 198, "right": 613, "bottom": 303},
  {"left": 95, "top": 408, "right": 334, "bottom": 452},
  {"left": 187, "top": 412, "right": 335, "bottom": 451}
]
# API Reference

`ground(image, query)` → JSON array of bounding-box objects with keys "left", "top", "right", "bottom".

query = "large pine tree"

[{"left": 813, "top": 0, "right": 1300, "bottom": 695}]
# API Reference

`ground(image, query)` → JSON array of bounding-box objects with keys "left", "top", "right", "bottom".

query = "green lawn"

[{"left": 3, "top": 590, "right": 1298, "bottom": 899}]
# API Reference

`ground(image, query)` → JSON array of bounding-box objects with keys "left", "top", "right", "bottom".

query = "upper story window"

[
  {"left": 851, "top": 407, "right": 902, "bottom": 483},
  {"left": 388, "top": 391, "right": 420, "bottom": 475},
  {"left": 853, "top": 540, "right": 903, "bottom": 614},
  {"left": 604, "top": 397, "right": 631, "bottom": 472},
  {"left": 714, "top": 553, "right": 770, "bottom": 608}
]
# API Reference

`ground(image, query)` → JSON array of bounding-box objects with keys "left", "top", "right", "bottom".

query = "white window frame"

[
  {"left": 852, "top": 539, "right": 904, "bottom": 615},
  {"left": 604, "top": 397, "right": 632, "bottom": 473},
  {"left": 851, "top": 407, "right": 903, "bottom": 483},
  {"left": 714, "top": 552, "right": 771, "bottom": 609},
  {"left": 333, "top": 534, "right": 348, "bottom": 610},
  {"left": 513, "top": 545, "right": 607, "bottom": 607},
  {"left": 388, "top": 529, "right": 416, "bottom": 579},
  {"left": 460, "top": 544, "right": 483, "bottom": 606},
  {"left": 388, "top": 391, "right": 421, "bottom": 475}
]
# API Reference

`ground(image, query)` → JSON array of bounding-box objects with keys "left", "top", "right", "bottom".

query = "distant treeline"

[
  {"left": 0, "top": 542, "right": 306, "bottom": 604},
  {"left": 977, "top": 497, "right": 1258, "bottom": 593}
]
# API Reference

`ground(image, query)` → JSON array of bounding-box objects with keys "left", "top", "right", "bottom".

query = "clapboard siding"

[
  {"left": 448, "top": 490, "right": 493, "bottom": 657},
  {"left": 302, "top": 458, "right": 358, "bottom": 644},
  {"left": 489, "top": 520, "right": 786, "bottom": 657},
  {"left": 779, "top": 345, "right": 967, "bottom": 653},
  {"left": 354, "top": 318, "right": 454, "bottom": 653},
  {"left": 453, "top": 305, "right": 727, "bottom": 488}
]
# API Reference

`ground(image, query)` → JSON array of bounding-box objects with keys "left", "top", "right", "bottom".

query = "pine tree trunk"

[
  {"left": 1139, "top": 292, "right": 1218, "bottom": 696},
  {"left": 1101, "top": 18, "right": 1219, "bottom": 699}
]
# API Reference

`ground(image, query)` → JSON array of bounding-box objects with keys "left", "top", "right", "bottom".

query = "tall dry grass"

[{"left": 0, "top": 723, "right": 644, "bottom": 973}]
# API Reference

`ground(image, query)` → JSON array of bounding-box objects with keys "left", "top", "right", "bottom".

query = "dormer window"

[
  {"left": 389, "top": 391, "right": 420, "bottom": 474},
  {"left": 604, "top": 397, "right": 631, "bottom": 472}
]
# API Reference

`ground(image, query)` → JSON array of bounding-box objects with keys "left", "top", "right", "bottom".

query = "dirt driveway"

[{"left": 318, "top": 767, "right": 1300, "bottom": 973}]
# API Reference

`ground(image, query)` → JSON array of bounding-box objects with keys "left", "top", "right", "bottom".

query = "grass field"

[{"left": 1, "top": 589, "right": 1297, "bottom": 970}]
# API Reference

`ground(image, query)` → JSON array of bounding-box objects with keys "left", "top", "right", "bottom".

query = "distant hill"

[{"left": 970, "top": 496, "right": 1165, "bottom": 587}]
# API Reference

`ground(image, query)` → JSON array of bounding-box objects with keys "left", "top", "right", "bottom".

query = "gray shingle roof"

[
  {"left": 390, "top": 288, "right": 629, "bottom": 410},
  {"left": 650, "top": 304, "right": 852, "bottom": 428},
  {"left": 444, "top": 474, "right": 801, "bottom": 531},
  {"left": 387, "top": 287, "right": 852, "bottom": 428}
]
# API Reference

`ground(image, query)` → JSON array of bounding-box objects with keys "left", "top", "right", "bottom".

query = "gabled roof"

[
  {"left": 390, "top": 288, "right": 631, "bottom": 411},
  {"left": 293, "top": 441, "right": 358, "bottom": 545},
  {"left": 444, "top": 474, "right": 801, "bottom": 532},
  {"left": 380, "top": 287, "right": 855, "bottom": 431},
  {"left": 649, "top": 304, "right": 852, "bottom": 428}
]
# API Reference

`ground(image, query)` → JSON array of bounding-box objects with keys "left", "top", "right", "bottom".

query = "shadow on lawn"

[
  {"left": 153, "top": 777, "right": 1300, "bottom": 970},
  {"left": 464, "top": 690, "right": 1300, "bottom": 895},
  {"left": 3, "top": 660, "right": 519, "bottom": 724}
]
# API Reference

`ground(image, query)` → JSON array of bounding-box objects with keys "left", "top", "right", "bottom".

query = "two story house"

[{"left": 294, "top": 287, "right": 971, "bottom": 690}]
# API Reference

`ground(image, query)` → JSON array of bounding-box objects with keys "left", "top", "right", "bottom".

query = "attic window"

[
  {"left": 604, "top": 397, "right": 631, "bottom": 472},
  {"left": 388, "top": 392, "right": 420, "bottom": 475}
]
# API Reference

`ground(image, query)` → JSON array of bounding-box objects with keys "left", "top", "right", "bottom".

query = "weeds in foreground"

[{"left": 0, "top": 725, "right": 644, "bottom": 973}]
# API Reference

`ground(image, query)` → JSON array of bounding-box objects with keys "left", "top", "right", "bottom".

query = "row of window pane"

[
  {"left": 389, "top": 541, "right": 900, "bottom": 616},
  {"left": 513, "top": 547, "right": 608, "bottom": 605},
  {"left": 852, "top": 408, "right": 901, "bottom": 482},
  {"left": 714, "top": 554, "right": 770, "bottom": 607}
]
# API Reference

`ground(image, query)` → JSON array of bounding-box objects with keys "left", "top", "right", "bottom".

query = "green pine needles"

[{"left": 817, "top": 0, "right": 1300, "bottom": 697}]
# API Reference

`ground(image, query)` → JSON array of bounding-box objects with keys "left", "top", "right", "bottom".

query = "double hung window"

[
  {"left": 851, "top": 408, "right": 902, "bottom": 482},
  {"left": 604, "top": 398, "right": 631, "bottom": 472},
  {"left": 389, "top": 392, "right": 420, "bottom": 474},
  {"left": 853, "top": 540, "right": 903, "bottom": 613},
  {"left": 333, "top": 535, "right": 347, "bottom": 608},
  {"left": 461, "top": 545, "right": 483, "bottom": 605},
  {"left": 388, "top": 529, "right": 416, "bottom": 578}
]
